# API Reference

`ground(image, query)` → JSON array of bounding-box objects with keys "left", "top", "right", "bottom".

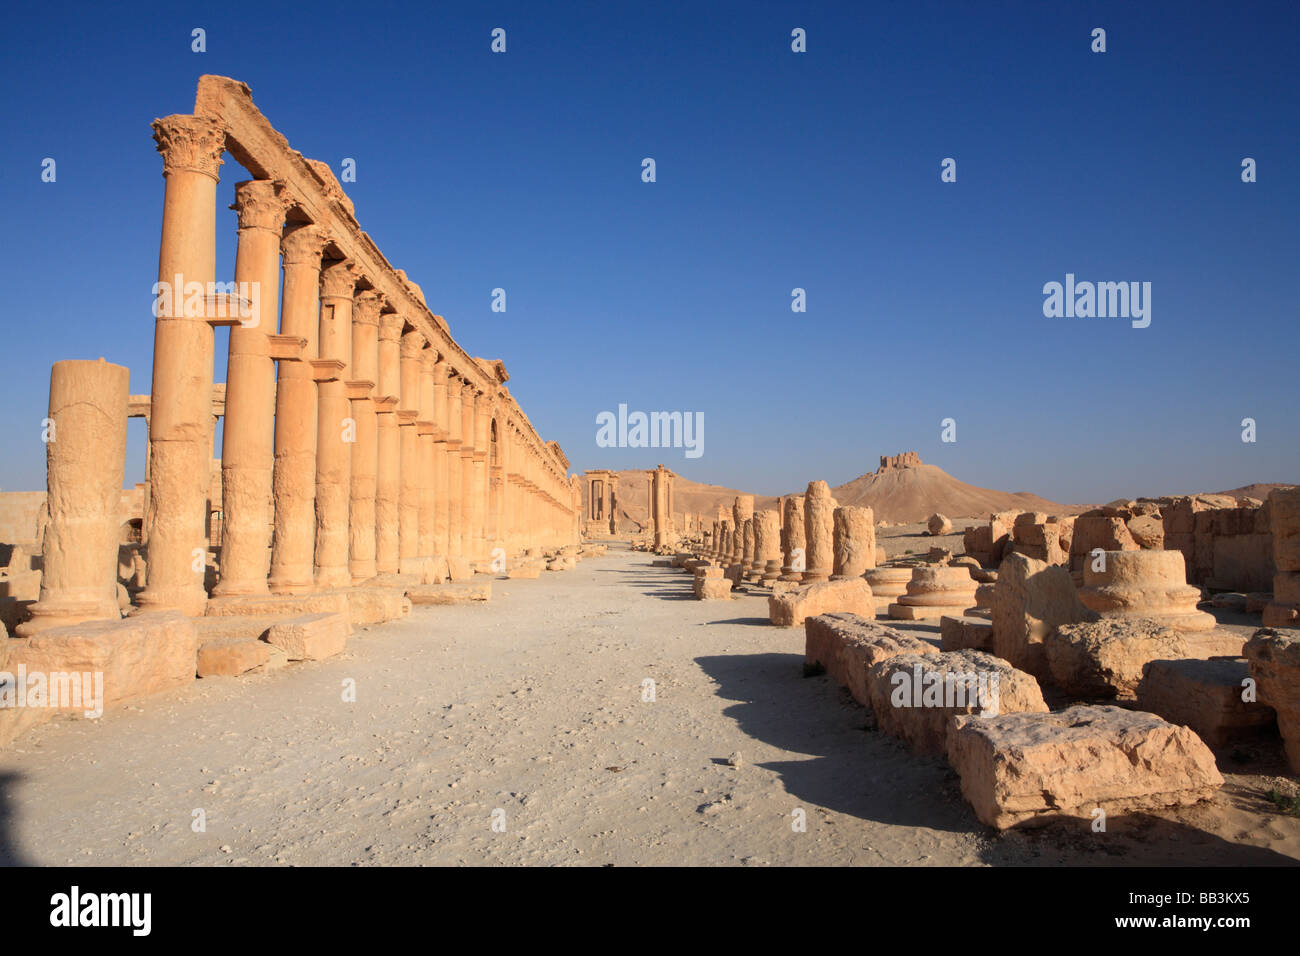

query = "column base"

[
  {"left": 133, "top": 585, "right": 208, "bottom": 618},
  {"left": 15, "top": 599, "right": 122, "bottom": 638}
]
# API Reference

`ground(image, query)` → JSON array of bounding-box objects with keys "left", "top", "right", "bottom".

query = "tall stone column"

[
  {"left": 18, "top": 360, "right": 129, "bottom": 635},
  {"left": 137, "top": 114, "right": 224, "bottom": 616},
  {"left": 215, "top": 179, "right": 288, "bottom": 596},
  {"left": 802, "top": 480, "right": 836, "bottom": 583},
  {"left": 314, "top": 258, "right": 356, "bottom": 588},
  {"left": 780, "top": 495, "right": 806, "bottom": 581},
  {"left": 417, "top": 347, "right": 438, "bottom": 566},
  {"left": 431, "top": 357, "right": 451, "bottom": 560},
  {"left": 374, "top": 313, "right": 403, "bottom": 575},
  {"left": 397, "top": 329, "right": 424, "bottom": 574},
  {"left": 268, "top": 223, "right": 327, "bottom": 594},
  {"left": 347, "top": 289, "right": 382, "bottom": 583},
  {"left": 832, "top": 504, "right": 876, "bottom": 580},
  {"left": 460, "top": 382, "right": 480, "bottom": 563},
  {"left": 473, "top": 391, "right": 493, "bottom": 563},
  {"left": 445, "top": 374, "right": 464, "bottom": 559},
  {"left": 742, "top": 517, "right": 756, "bottom": 578},
  {"left": 731, "top": 495, "right": 753, "bottom": 569},
  {"left": 754, "top": 509, "right": 782, "bottom": 585}
]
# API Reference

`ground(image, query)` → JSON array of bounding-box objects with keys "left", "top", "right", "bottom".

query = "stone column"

[
  {"left": 417, "top": 348, "right": 438, "bottom": 566},
  {"left": 374, "top": 313, "right": 403, "bottom": 575},
  {"left": 18, "top": 360, "right": 129, "bottom": 635},
  {"left": 268, "top": 223, "right": 327, "bottom": 594},
  {"left": 397, "top": 328, "right": 424, "bottom": 574},
  {"left": 802, "top": 480, "right": 836, "bottom": 583},
  {"left": 137, "top": 114, "right": 225, "bottom": 616},
  {"left": 780, "top": 495, "right": 806, "bottom": 581},
  {"left": 730, "top": 496, "right": 753, "bottom": 569},
  {"left": 445, "top": 373, "right": 464, "bottom": 559},
  {"left": 742, "top": 517, "right": 757, "bottom": 578},
  {"left": 754, "top": 509, "right": 782, "bottom": 586},
  {"left": 474, "top": 391, "right": 493, "bottom": 564},
  {"left": 832, "top": 504, "right": 876, "bottom": 580},
  {"left": 314, "top": 258, "right": 356, "bottom": 588},
  {"left": 431, "top": 357, "right": 451, "bottom": 560},
  {"left": 347, "top": 289, "right": 381, "bottom": 583},
  {"left": 460, "top": 382, "right": 480, "bottom": 563},
  {"left": 215, "top": 179, "right": 288, "bottom": 596}
]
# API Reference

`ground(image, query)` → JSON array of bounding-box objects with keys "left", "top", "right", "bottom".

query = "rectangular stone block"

[
  {"left": 344, "top": 586, "right": 410, "bottom": 627},
  {"left": 446, "top": 556, "right": 475, "bottom": 581},
  {"left": 407, "top": 582, "right": 491, "bottom": 605},
  {"left": 769, "top": 578, "right": 874, "bottom": 628},
  {"left": 947, "top": 705, "right": 1224, "bottom": 829},
  {"left": 197, "top": 637, "right": 271, "bottom": 677},
  {"left": 693, "top": 578, "right": 732, "bottom": 600},
  {"left": 887, "top": 602, "right": 970, "bottom": 621},
  {"left": 868, "top": 649, "right": 1048, "bottom": 755},
  {"left": 1137, "top": 657, "right": 1276, "bottom": 748},
  {"left": 939, "top": 615, "right": 993, "bottom": 651},
  {"left": 508, "top": 562, "right": 543, "bottom": 579},
  {"left": 264, "top": 612, "right": 348, "bottom": 661},
  {"left": 805, "top": 612, "right": 937, "bottom": 706}
]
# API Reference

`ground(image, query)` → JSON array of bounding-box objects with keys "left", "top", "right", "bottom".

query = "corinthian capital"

[
  {"left": 151, "top": 114, "right": 226, "bottom": 180},
  {"left": 281, "top": 223, "right": 327, "bottom": 265},
  {"left": 231, "top": 180, "right": 290, "bottom": 232},
  {"left": 352, "top": 289, "right": 385, "bottom": 326},
  {"left": 319, "top": 258, "right": 357, "bottom": 299}
]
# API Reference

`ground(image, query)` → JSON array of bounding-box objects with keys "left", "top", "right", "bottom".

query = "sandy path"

[{"left": 1, "top": 547, "right": 1296, "bottom": 866}]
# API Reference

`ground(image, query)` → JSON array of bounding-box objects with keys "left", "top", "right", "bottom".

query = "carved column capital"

[
  {"left": 152, "top": 114, "right": 226, "bottom": 180},
  {"left": 281, "top": 223, "right": 327, "bottom": 265},
  {"left": 379, "top": 313, "right": 405, "bottom": 342},
  {"left": 400, "top": 329, "right": 426, "bottom": 358},
  {"left": 231, "top": 179, "right": 290, "bottom": 233},
  {"left": 319, "top": 258, "right": 357, "bottom": 299},
  {"left": 352, "top": 289, "right": 385, "bottom": 326}
]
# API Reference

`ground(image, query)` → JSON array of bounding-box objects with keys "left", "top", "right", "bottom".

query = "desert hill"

[{"left": 601, "top": 452, "right": 1074, "bottom": 530}]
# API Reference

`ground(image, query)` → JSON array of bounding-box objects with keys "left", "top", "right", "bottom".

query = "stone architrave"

[{"left": 18, "top": 360, "right": 129, "bottom": 635}]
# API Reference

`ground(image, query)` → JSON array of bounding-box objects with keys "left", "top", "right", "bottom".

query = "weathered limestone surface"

[
  {"left": 1137, "top": 658, "right": 1276, "bottom": 749},
  {"left": 888, "top": 566, "right": 977, "bottom": 620},
  {"left": 1, "top": 612, "right": 198, "bottom": 746},
  {"left": 864, "top": 566, "right": 910, "bottom": 612},
  {"left": 769, "top": 578, "right": 873, "bottom": 627},
  {"left": 18, "top": 360, "right": 129, "bottom": 636},
  {"left": 1069, "top": 516, "right": 1138, "bottom": 576},
  {"left": 991, "top": 553, "right": 1098, "bottom": 678},
  {"left": 1044, "top": 618, "right": 1189, "bottom": 698},
  {"left": 831, "top": 505, "right": 876, "bottom": 580},
  {"left": 927, "top": 513, "right": 952, "bottom": 536},
  {"left": 754, "top": 509, "right": 782, "bottom": 585},
  {"left": 1078, "top": 550, "right": 1215, "bottom": 632},
  {"left": 801, "top": 481, "right": 836, "bottom": 583},
  {"left": 867, "top": 650, "right": 1048, "bottom": 755},
  {"left": 1264, "top": 488, "right": 1300, "bottom": 627},
  {"left": 197, "top": 636, "right": 271, "bottom": 677},
  {"left": 804, "top": 612, "right": 937, "bottom": 706},
  {"left": 947, "top": 705, "right": 1224, "bottom": 829},
  {"left": 265, "top": 612, "right": 348, "bottom": 661},
  {"left": 1243, "top": 627, "right": 1300, "bottom": 771},
  {"left": 407, "top": 582, "right": 491, "bottom": 605},
  {"left": 779, "top": 495, "right": 805, "bottom": 581},
  {"left": 939, "top": 615, "right": 993, "bottom": 652}
]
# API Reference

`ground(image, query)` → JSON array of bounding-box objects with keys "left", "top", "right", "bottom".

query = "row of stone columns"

[
  {"left": 123, "top": 112, "right": 575, "bottom": 617},
  {"left": 702, "top": 482, "right": 877, "bottom": 585}
]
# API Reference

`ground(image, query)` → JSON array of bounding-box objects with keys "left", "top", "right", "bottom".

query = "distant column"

[
  {"left": 374, "top": 311, "right": 403, "bottom": 575},
  {"left": 397, "top": 328, "right": 425, "bottom": 575},
  {"left": 268, "top": 223, "right": 327, "bottom": 594}
]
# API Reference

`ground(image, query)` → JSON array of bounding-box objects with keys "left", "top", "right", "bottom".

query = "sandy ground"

[{"left": 1, "top": 545, "right": 1297, "bottom": 867}]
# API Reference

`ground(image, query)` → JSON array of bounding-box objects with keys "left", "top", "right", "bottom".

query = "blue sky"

[{"left": 1, "top": 0, "right": 1296, "bottom": 504}]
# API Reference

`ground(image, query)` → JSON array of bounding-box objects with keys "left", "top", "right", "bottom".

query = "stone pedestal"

[
  {"left": 1077, "top": 550, "right": 1215, "bottom": 631},
  {"left": 18, "top": 360, "right": 129, "bottom": 635},
  {"left": 802, "top": 481, "right": 835, "bottom": 583},
  {"left": 888, "top": 566, "right": 978, "bottom": 620},
  {"left": 865, "top": 566, "right": 911, "bottom": 612}
]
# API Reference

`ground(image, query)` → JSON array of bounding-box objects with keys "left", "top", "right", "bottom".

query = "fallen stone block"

[
  {"left": 867, "top": 649, "right": 1048, "bottom": 755},
  {"left": 547, "top": 556, "right": 576, "bottom": 571},
  {"left": 508, "top": 562, "right": 543, "bottom": 579},
  {"left": 769, "top": 578, "right": 874, "bottom": 628},
  {"left": 446, "top": 556, "right": 474, "bottom": 581},
  {"left": 805, "top": 613, "right": 937, "bottom": 706},
  {"left": 1136, "top": 657, "right": 1276, "bottom": 748},
  {"left": 947, "top": 705, "right": 1224, "bottom": 829},
  {"left": 1183, "top": 629, "right": 1247, "bottom": 658},
  {"left": 344, "top": 586, "right": 409, "bottom": 627},
  {"left": 939, "top": 615, "right": 993, "bottom": 652},
  {"left": 205, "top": 590, "right": 352, "bottom": 624},
  {"left": 197, "top": 637, "right": 271, "bottom": 678},
  {"left": 991, "top": 553, "right": 1098, "bottom": 678},
  {"left": 1, "top": 611, "right": 198, "bottom": 746},
  {"left": 694, "top": 578, "right": 732, "bottom": 600},
  {"left": 1045, "top": 618, "right": 1189, "bottom": 699},
  {"left": 264, "top": 612, "right": 348, "bottom": 662},
  {"left": 1243, "top": 627, "right": 1300, "bottom": 772},
  {"left": 407, "top": 582, "right": 492, "bottom": 605}
]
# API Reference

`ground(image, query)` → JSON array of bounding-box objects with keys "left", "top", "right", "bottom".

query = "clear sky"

[{"left": 1, "top": 0, "right": 1296, "bottom": 504}]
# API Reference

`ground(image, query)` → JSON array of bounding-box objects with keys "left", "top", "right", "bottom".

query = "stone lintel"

[{"left": 268, "top": 334, "right": 307, "bottom": 361}]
